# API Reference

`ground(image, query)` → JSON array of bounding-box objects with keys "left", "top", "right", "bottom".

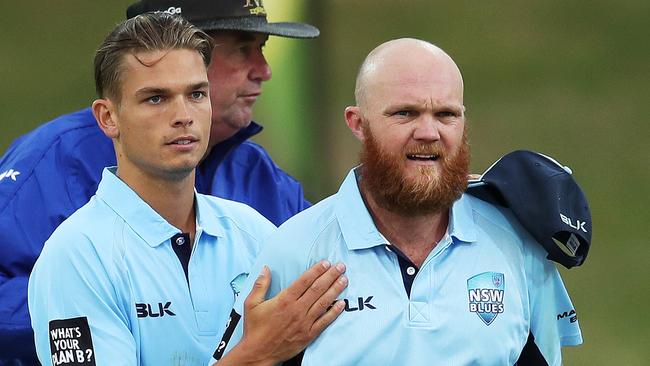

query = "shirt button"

[
  {"left": 406, "top": 266, "right": 416, "bottom": 276},
  {"left": 175, "top": 237, "right": 185, "bottom": 245}
]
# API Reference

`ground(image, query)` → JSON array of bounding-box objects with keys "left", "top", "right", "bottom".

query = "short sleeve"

[
  {"left": 28, "top": 233, "right": 136, "bottom": 366},
  {"left": 524, "top": 237, "right": 583, "bottom": 365}
]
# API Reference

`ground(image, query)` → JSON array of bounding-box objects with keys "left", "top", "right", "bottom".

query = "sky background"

[{"left": 1, "top": 1, "right": 648, "bottom": 364}]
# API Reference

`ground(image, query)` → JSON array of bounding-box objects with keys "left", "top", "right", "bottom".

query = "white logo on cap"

[
  {"left": 165, "top": 6, "right": 181, "bottom": 15},
  {"left": 560, "top": 213, "right": 588, "bottom": 233}
]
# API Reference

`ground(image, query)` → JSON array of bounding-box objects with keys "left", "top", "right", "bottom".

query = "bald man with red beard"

[
  {"left": 214, "top": 38, "right": 582, "bottom": 366},
  {"left": 359, "top": 121, "right": 470, "bottom": 219}
]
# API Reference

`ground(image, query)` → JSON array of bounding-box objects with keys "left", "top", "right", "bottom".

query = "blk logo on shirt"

[
  {"left": 343, "top": 296, "right": 376, "bottom": 312},
  {"left": 135, "top": 302, "right": 176, "bottom": 318},
  {"left": 467, "top": 272, "right": 505, "bottom": 325}
]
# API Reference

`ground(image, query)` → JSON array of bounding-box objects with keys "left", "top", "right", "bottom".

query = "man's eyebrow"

[
  {"left": 383, "top": 101, "right": 426, "bottom": 112},
  {"left": 388, "top": 102, "right": 421, "bottom": 109},
  {"left": 135, "top": 87, "right": 169, "bottom": 97},
  {"left": 189, "top": 81, "right": 210, "bottom": 91},
  {"left": 438, "top": 104, "right": 464, "bottom": 113},
  {"left": 134, "top": 82, "right": 209, "bottom": 97},
  {"left": 383, "top": 101, "right": 464, "bottom": 113}
]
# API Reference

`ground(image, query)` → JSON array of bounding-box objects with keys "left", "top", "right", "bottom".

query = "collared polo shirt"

[
  {"left": 28, "top": 168, "right": 275, "bottom": 365},
  {"left": 1, "top": 107, "right": 308, "bottom": 363},
  {"left": 217, "top": 168, "right": 582, "bottom": 366}
]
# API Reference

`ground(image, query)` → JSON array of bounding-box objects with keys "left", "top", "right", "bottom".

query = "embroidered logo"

[
  {"left": 0, "top": 169, "right": 20, "bottom": 182},
  {"left": 163, "top": 6, "right": 181, "bottom": 15},
  {"left": 560, "top": 213, "right": 588, "bottom": 233},
  {"left": 230, "top": 272, "right": 249, "bottom": 299},
  {"left": 342, "top": 296, "right": 376, "bottom": 312},
  {"left": 467, "top": 272, "right": 505, "bottom": 326},
  {"left": 243, "top": 0, "right": 266, "bottom": 15},
  {"left": 135, "top": 302, "right": 176, "bottom": 318}
]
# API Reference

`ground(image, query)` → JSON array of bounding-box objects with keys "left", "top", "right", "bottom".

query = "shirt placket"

[{"left": 170, "top": 229, "right": 212, "bottom": 332}]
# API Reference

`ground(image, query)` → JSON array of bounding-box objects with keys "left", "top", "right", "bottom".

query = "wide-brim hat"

[
  {"left": 467, "top": 150, "right": 592, "bottom": 269},
  {"left": 127, "top": 0, "right": 320, "bottom": 38}
]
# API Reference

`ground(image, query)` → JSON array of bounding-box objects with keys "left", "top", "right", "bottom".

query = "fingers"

[
  {"left": 283, "top": 260, "right": 333, "bottom": 300},
  {"left": 305, "top": 271, "right": 348, "bottom": 320},
  {"left": 302, "top": 266, "right": 348, "bottom": 340},
  {"left": 235, "top": 261, "right": 347, "bottom": 362},
  {"left": 297, "top": 262, "right": 347, "bottom": 309},
  {"left": 244, "top": 266, "right": 271, "bottom": 310},
  {"left": 309, "top": 299, "right": 345, "bottom": 337}
]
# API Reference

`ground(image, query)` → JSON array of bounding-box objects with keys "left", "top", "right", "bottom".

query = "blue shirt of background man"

[
  {"left": 0, "top": 107, "right": 309, "bottom": 362},
  {"left": 219, "top": 168, "right": 583, "bottom": 366},
  {"left": 28, "top": 167, "right": 276, "bottom": 365}
]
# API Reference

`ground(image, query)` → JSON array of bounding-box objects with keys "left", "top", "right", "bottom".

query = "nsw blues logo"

[{"left": 467, "top": 272, "right": 505, "bottom": 326}]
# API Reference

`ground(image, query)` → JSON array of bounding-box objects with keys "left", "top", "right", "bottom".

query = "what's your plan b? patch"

[{"left": 48, "top": 317, "right": 96, "bottom": 365}]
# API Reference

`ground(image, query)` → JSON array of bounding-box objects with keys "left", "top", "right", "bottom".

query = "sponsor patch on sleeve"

[
  {"left": 213, "top": 309, "right": 241, "bottom": 360},
  {"left": 556, "top": 308, "right": 578, "bottom": 323},
  {"left": 48, "top": 317, "right": 96, "bottom": 365}
]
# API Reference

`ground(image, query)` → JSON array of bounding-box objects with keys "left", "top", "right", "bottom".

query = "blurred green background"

[{"left": 1, "top": 1, "right": 648, "bottom": 364}]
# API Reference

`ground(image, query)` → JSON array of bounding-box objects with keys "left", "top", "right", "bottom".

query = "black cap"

[
  {"left": 467, "top": 150, "right": 592, "bottom": 269},
  {"left": 126, "top": 0, "right": 320, "bottom": 38}
]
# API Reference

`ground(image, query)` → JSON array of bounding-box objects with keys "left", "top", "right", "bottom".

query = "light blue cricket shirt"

[
  {"left": 28, "top": 168, "right": 275, "bottom": 366},
  {"left": 217, "top": 168, "right": 582, "bottom": 366}
]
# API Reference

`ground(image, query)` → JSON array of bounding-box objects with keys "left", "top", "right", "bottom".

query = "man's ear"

[
  {"left": 344, "top": 106, "right": 365, "bottom": 142},
  {"left": 92, "top": 98, "right": 119, "bottom": 139}
]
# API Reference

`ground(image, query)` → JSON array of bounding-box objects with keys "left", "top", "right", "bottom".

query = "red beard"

[{"left": 359, "top": 125, "right": 470, "bottom": 217}]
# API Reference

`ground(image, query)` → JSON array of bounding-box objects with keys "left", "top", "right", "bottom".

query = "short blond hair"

[{"left": 93, "top": 12, "right": 213, "bottom": 101}]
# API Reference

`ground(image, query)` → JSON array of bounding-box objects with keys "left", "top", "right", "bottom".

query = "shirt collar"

[
  {"left": 211, "top": 121, "right": 262, "bottom": 153},
  {"left": 335, "top": 167, "right": 478, "bottom": 250},
  {"left": 447, "top": 194, "right": 478, "bottom": 244},
  {"left": 194, "top": 193, "right": 225, "bottom": 238},
  {"left": 335, "top": 168, "right": 389, "bottom": 250},
  {"left": 196, "top": 121, "right": 262, "bottom": 187},
  {"left": 96, "top": 167, "right": 223, "bottom": 247}
]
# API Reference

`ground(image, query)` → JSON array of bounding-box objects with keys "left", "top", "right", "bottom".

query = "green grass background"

[{"left": 1, "top": 1, "right": 648, "bottom": 364}]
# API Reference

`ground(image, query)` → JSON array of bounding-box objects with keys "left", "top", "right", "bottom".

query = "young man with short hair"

[
  {"left": 28, "top": 13, "right": 346, "bottom": 365},
  {"left": 0, "top": 2, "right": 323, "bottom": 362}
]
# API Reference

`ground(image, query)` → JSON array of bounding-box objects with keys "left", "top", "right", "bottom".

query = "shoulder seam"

[
  {"left": 204, "top": 197, "right": 272, "bottom": 242},
  {"left": 305, "top": 214, "right": 340, "bottom": 268}
]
